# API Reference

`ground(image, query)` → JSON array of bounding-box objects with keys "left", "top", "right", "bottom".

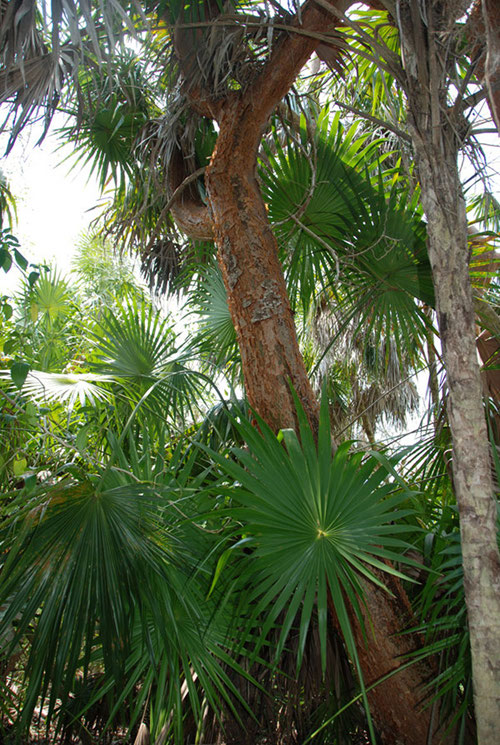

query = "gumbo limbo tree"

[{"left": 1, "top": 1, "right": 499, "bottom": 743}]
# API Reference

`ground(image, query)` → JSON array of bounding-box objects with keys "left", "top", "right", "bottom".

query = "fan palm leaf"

[
  {"left": 0, "top": 1, "right": 145, "bottom": 149},
  {"left": 0, "top": 433, "right": 254, "bottom": 741},
  {"left": 262, "top": 109, "right": 434, "bottom": 369},
  {"left": 187, "top": 262, "right": 240, "bottom": 380},
  {"left": 89, "top": 295, "right": 206, "bottom": 424},
  {"left": 0, "top": 368, "right": 113, "bottom": 406},
  {"left": 58, "top": 50, "right": 157, "bottom": 191},
  {"left": 201, "top": 390, "right": 418, "bottom": 740}
]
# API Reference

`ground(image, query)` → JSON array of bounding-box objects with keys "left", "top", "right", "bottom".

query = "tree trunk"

[
  {"left": 205, "top": 100, "right": 320, "bottom": 434},
  {"left": 332, "top": 571, "right": 453, "bottom": 745},
  {"left": 176, "top": 2, "right": 465, "bottom": 741},
  {"left": 203, "top": 34, "right": 454, "bottom": 745},
  {"left": 398, "top": 2, "right": 500, "bottom": 741}
]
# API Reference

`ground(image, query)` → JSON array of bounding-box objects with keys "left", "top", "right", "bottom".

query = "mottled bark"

[
  {"left": 168, "top": 146, "right": 214, "bottom": 241},
  {"left": 206, "top": 106, "right": 320, "bottom": 432},
  {"left": 398, "top": 2, "right": 500, "bottom": 741},
  {"left": 204, "top": 0, "right": 348, "bottom": 432}
]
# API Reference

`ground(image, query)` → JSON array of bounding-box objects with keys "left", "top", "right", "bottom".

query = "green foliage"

[
  {"left": 263, "top": 111, "right": 434, "bottom": 343},
  {"left": 187, "top": 262, "right": 240, "bottom": 380},
  {"left": 199, "top": 391, "right": 418, "bottom": 742},
  {"left": 0, "top": 435, "right": 251, "bottom": 742},
  {"left": 89, "top": 295, "right": 205, "bottom": 426},
  {"left": 59, "top": 51, "right": 157, "bottom": 191},
  {"left": 72, "top": 233, "right": 141, "bottom": 308},
  {"left": 0, "top": 170, "right": 16, "bottom": 229}
]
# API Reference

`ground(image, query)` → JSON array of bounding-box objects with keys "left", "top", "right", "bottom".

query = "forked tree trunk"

[
  {"left": 398, "top": 2, "right": 500, "bottom": 741},
  {"left": 175, "top": 2, "right": 461, "bottom": 742}
]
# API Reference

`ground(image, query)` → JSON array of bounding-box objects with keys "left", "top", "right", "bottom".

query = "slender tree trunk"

[{"left": 398, "top": 2, "right": 500, "bottom": 740}]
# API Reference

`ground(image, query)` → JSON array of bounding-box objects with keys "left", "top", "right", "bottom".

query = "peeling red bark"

[
  {"left": 205, "top": 100, "right": 321, "bottom": 433},
  {"left": 171, "top": 1, "right": 462, "bottom": 741}
]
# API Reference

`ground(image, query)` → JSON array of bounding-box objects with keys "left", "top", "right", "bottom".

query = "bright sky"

[{"left": 0, "top": 123, "right": 103, "bottom": 293}]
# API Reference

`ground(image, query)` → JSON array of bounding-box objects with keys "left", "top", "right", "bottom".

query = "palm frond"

[
  {"left": 0, "top": 434, "right": 254, "bottom": 741},
  {"left": 200, "top": 389, "right": 417, "bottom": 741},
  {"left": 89, "top": 295, "right": 206, "bottom": 424},
  {"left": 0, "top": 0, "right": 145, "bottom": 148},
  {"left": 187, "top": 262, "right": 240, "bottom": 378},
  {"left": 262, "top": 110, "right": 434, "bottom": 354},
  {"left": 0, "top": 368, "right": 113, "bottom": 406}
]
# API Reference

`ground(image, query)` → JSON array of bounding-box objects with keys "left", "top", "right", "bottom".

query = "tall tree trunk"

[
  {"left": 176, "top": 2, "right": 459, "bottom": 741},
  {"left": 398, "top": 2, "right": 500, "bottom": 741}
]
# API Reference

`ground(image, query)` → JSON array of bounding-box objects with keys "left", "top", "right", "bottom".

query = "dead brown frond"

[{"left": 140, "top": 237, "right": 188, "bottom": 295}]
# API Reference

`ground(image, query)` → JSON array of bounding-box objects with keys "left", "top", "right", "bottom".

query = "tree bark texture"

[
  {"left": 206, "top": 101, "right": 321, "bottom": 433},
  {"left": 481, "top": 0, "right": 500, "bottom": 133},
  {"left": 465, "top": 0, "right": 500, "bottom": 135},
  {"left": 334, "top": 571, "right": 455, "bottom": 745},
  {"left": 174, "top": 2, "right": 467, "bottom": 742},
  {"left": 398, "top": 2, "right": 500, "bottom": 741}
]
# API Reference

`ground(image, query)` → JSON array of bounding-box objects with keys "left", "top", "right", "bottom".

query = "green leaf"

[
  {"left": 25, "top": 402, "right": 38, "bottom": 424},
  {"left": 3, "top": 338, "right": 16, "bottom": 355},
  {"left": 10, "top": 361, "right": 31, "bottom": 388},
  {"left": 28, "top": 271, "right": 40, "bottom": 287},
  {"left": 2, "top": 302, "right": 12, "bottom": 320},
  {"left": 24, "top": 474, "right": 37, "bottom": 492},
  {"left": 207, "top": 547, "right": 232, "bottom": 598},
  {"left": 76, "top": 426, "right": 91, "bottom": 452},
  {"left": 13, "top": 457, "right": 27, "bottom": 476},
  {"left": 13, "top": 248, "right": 28, "bottom": 271},
  {"left": 30, "top": 302, "right": 39, "bottom": 322},
  {"left": 0, "top": 247, "right": 12, "bottom": 272}
]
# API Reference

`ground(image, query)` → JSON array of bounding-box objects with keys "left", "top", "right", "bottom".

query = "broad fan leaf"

[
  {"left": 261, "top": 109, "right": 434, "bottom": 363},
  {"left": 0, "top": 368, "right": 113, "bottom": 406},
  {"left": 187, "top": 262, "right": 240, "bottom": 379},
  {"left": 89, "top": 296, "right": 206, "bottom": 423},
  {"left": 0, "top": 436, "right": 254, "bottom": 741},
  {"left": 201, "top": 389, "right": 418, "bottom": 740},
  {"left": 0, "top": 1, "right": 145, "bottom": 149}
]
